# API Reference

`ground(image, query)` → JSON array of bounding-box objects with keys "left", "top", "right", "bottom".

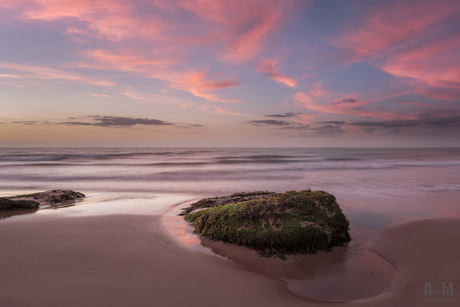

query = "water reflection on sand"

[{"left": 161, "top": 201, "right": 396, "bottom": 302}]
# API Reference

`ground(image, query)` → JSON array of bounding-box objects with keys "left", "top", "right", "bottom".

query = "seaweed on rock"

[{"left": 181, "top": 190, "right": 351, "bottom": 260}]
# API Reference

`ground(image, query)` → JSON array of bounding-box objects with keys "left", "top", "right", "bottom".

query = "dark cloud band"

[
  {"left": 247, "top": 119, "right": 291, "bottom": 126},
  {"left": 265, "top": 112, "right": 302, "bottom": 118},
  {"left": 59, "top": 116, "right": 174, "bottom": 127},
  {"left": 317, "top": 121, "right": 346, "bottom": 125},
  {"left": 350, "top": 114, "right": 460, "bottom": 129}
]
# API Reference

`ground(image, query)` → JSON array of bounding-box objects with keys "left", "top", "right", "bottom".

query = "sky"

[{"left": 1, "top": 0, "right": 460, "bottom": 147}]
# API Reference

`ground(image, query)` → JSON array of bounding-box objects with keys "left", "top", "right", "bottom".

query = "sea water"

[{"left": 1, "top": 147, "right": 459, "bottom": 229}]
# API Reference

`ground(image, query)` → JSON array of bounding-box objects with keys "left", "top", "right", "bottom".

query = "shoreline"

[{"left": 1, "top": 197, "right": 459, "bottom": 306}]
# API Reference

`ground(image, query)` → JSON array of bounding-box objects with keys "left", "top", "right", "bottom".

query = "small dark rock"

[
  {"left": 32, "top": 190, "right": 86, "bottom": 204},
  {"left": 1, "top": 190, "right": 85, "bottom": 211},
  {"left": 0, "top": 198, "right": 14, "bottom": 210},
  {"left": 0, "top": 198, "right": 40, "bottom": 210},
  {"left": 9, "top": 200, "right": 40, "bottom": 209}
]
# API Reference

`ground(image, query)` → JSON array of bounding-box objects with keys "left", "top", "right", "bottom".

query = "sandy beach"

[{"left": 1, "top": 200, "right": 459, "bottom": 307}]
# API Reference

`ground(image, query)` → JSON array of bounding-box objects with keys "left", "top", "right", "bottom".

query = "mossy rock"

[{"left": 181, "top": 190, "right": 351, "bottom": 259}]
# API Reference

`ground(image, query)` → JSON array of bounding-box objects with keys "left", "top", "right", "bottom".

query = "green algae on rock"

[{"left": 180, "top": 190, "right": 351, "bottom": 259}]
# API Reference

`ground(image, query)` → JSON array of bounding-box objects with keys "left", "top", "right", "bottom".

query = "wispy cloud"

[
  {"left": 0, "top": 62, "right": 115, "bottom": 86},
  {"left": 90, "top": 94, "right": 110, "bottom": 98},
  {"left": 330, "top": 1, "right": 458, "bottom": 62},
  {"left": 0, "top": 0, "right": 300, "bottom": 102},
  {"left": 172, "top": 0, "right": 299, "bottom": 61},
  {"left": 329, "top": 0, "right": 460, "bottom": 102},
  {"left": 120, "top": 91, "right": 196, "bottom": 108},
  {"left": 293, "top": 89, "right": 414, "bottom": 120},
  {"left": 173, "top": 71, "right": 242, "bottom": 102},
  {"left": 256, "top": 60, "right": 297, "bottom": 88},
  {"left": 19, "top": 0, "right": 296, "bottom": 61},
  {"left": 0, "top": 73, "right": 20, "bottom": 78},
  {"left": 78, "top": 49, "right": 242, "bottom": 102}
]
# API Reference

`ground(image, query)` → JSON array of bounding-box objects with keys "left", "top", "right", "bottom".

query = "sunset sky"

[{"left": 1, "top": 0, "right": 460, "bottom": 147}]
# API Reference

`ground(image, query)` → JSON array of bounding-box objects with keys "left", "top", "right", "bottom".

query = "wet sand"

[{"left": 0, "top": 210, "right": 459, "bottom": 306}]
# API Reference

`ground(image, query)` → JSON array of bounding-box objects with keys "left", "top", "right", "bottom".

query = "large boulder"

[{"left": 181, "top": 190, "right": 351, "bottom": 259}]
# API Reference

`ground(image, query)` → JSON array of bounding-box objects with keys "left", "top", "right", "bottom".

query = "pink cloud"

[
  {"left": 173, "top": 71, "right": 242, "bottom": 102},
  {"left": 197, "top": 105, "right": 248, "bottom": 116},
  {"left": 0, "top": 62, "right": 115, "bottom": 86},
  {"left": 0, "top": 0, "right": 30, "bottom": 9},
  {"left": 170, "top": 0, "right": 298, "bottom": 61},
  {"left": 331, "top": 1, "right": 458, "bottom": 61},
  {"left": 213, "top": 106, "right": 245, "bottom": 116},
  {"left": 19, "top": 0, "right": 164, "bottom": 42},
  {"left": 379, "top": 36, "right": 460, "bottom": 99},
  {"left": 309, "top": 83, "right": 330, "bottom": 98},
  {"left": 0, "top": 73, "right": 20, "bottom": 78},
  {"left": 79, "top": 49, "right": 242, "bottom": 102},
  {"left": 298, "top": 114, "right": 318, "bottom": 120},
  {"left": 256, "top": 60, "right": 297, "bottom": 88},
  {"left": 82, "top": 49, "right": 178, "bottom": 72},
  {"left": 7, "top": 0, "right": 297, "bottom": 61},
  {"left": 415, "top": 87, "right": 460, "bottom": 101},
  {"left": 1, "top": 0, "right": 301, "bottom": 102},
  {"left": 330, "top": 0, "right": 460, "bottom": 101},
  {"left": 121, "top": 91, "right": 196, "bottom": 108},
  {"left": 122, "top": 92, "right": 149, "bottom": 101},
  {"left": 224, "top": 7, "right": 282, "bottom": 61},
  {"left": 292, "top": 83, "right": 343, "bottom": 113}
]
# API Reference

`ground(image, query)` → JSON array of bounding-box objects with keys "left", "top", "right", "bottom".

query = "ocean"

[{"left": 1, "top": 147, "right": 460, "bottom": 230}]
